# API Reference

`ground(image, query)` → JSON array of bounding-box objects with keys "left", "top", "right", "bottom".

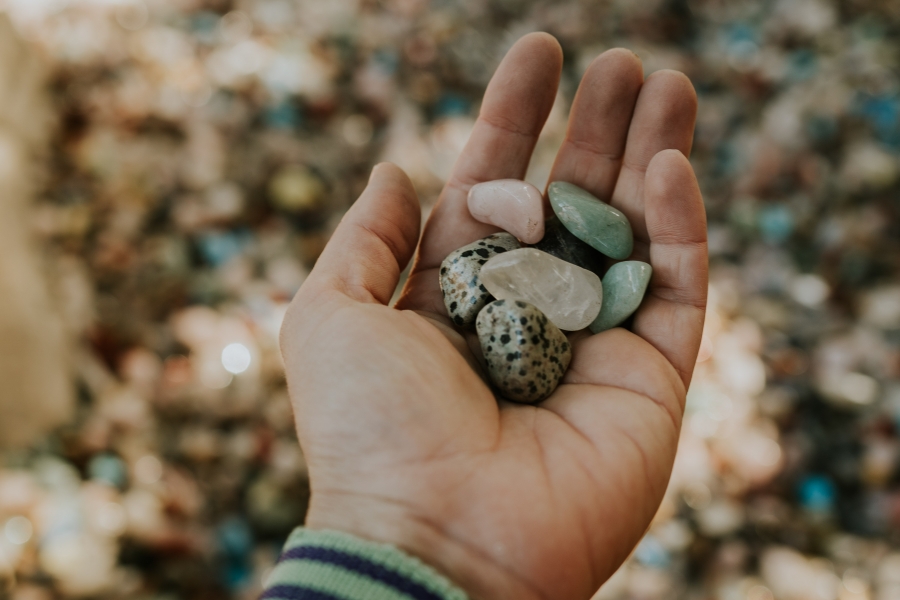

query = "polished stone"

[
  {"left": 476, "top": 299, "right": 571, "bottom": 404},
  {"left": 480, "top": 248, "right": 603, "bottom": 331},
  {"left": 440, "top": 233, "right": 520, "bottom": 327},
  {"left": 548, "top": 181, "right": 633, "bottom": 260},
  {"left": 531, "top": 216, "right": 605, "bottom": 276},
  {"left": 467, "top": 179, "right": 545, "bottom": 244},
  {"left": 589, "top": 261, "right": 652, "bottom": 333}
]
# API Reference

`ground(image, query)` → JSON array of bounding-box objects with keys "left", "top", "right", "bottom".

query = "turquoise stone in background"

[
  {"left": 548, "top": 181, "right": 634, "bottom": 260},
  {"left": 589, "top": 261, "right": 652, "bottom": 333}
]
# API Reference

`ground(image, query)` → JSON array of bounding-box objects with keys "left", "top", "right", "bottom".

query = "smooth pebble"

[
  {"left": 439, "top": 233, "right": 520, "bottom": 326},
  {"left": 548, "top": 181, "right": 633, "bottom": 260},
  {"left": 481, "top": 248, "right": 603, "bottom": 331},
  {"left": 476, "top": 300, "right": 571, "bottom": 404},
  {"left": 467, "top": 179, "right": 545, "bottom": 244},
  {"left": 589, "top": 261, "right": 652, "bottom": 333},
  {"left": 531, "top": 216, "right": 605, "bottom": 276}
]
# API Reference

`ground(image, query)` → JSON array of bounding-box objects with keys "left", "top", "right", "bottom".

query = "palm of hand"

[{"left": 281, "top": 34, "right": 707, "bottom": 600}]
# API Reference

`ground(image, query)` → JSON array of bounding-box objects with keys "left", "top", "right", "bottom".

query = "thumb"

[{"left": 307, "top": 163, "right": 421, "bottom": 305}]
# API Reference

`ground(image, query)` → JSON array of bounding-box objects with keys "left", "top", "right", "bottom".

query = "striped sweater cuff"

[{"left": 261, "top": 527, "right": 469, "bottom": 600}]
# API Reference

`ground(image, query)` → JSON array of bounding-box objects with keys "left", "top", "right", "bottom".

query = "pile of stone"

[
  {"left": 3, "top": 0, "right": 900, "bottom": 596},
  {"left": 440, "top": 180, "right": 652, "bottom": 403}
]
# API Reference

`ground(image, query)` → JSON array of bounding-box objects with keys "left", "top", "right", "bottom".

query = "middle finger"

[{"left": 546, "top": 48, "right": 644, "bottom": 204}]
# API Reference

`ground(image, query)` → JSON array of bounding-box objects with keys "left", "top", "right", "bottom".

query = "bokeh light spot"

[
  {"left": 221, "top": 343, "right": 251, "bottom": 374},
  {"left": 4, "top": 516, "right": 33, "bottom": 545}
]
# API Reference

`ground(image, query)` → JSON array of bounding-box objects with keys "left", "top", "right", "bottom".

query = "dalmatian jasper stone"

[
  {"left": 440, "top": 233, "right": 520, "bottom": 326},
  {"left": 476, "top": 299, "right": 572, "bottom": 404}
]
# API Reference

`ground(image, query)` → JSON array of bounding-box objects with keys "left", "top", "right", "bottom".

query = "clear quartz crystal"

[{"left": 480, "top": 248, "right": 603, "bottom": 331}]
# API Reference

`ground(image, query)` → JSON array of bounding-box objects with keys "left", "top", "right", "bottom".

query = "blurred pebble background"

[{"left": 0, "top": 0, "right": 898, "bottom": 598}]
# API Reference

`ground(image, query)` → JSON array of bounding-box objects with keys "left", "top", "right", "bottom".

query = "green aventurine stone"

[
  {"left": 548, "top": 181, "right": 634, "bottom": 260},
  {"left": 589, "top": 261, "right": 652, "bottom": 333}
]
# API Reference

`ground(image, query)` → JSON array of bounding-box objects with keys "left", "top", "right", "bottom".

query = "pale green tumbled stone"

[
  {"left": 589, "top": 261, "right": 652, "bottom": 333},
  {"left": 548, "top": 181, "right": 633, "bottom": 260}
]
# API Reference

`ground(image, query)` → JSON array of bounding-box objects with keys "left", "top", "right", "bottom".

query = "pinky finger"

[{"left": 632, "top": 150, "right": 708, "bottom": 389}]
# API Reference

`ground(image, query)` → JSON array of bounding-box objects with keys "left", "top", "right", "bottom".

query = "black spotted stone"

[
  {"left": 531, "top": 216, "right": 605, "bottom": 276},
  {"left": 476, "top": 299, "right": 571, "bottom": 404},
  {"left": 440, "top": 233, "right": 520, "bottom": 326}
]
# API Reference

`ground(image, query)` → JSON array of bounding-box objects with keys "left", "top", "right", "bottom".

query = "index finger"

[{"left": 409, "top": 32, "right": 563, "bottom": 274}]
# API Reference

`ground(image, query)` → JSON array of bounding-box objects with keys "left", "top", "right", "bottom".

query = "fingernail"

[{"left": 369, "top": 162, "right": 387, "bottom": 183}]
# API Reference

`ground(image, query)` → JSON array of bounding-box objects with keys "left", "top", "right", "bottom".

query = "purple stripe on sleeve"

[
  {"left": 260, "top": 584, "right": 346, "bottom": 600},
  {"left": 279, "top": 546, "right": 445, "bottom": 600}
]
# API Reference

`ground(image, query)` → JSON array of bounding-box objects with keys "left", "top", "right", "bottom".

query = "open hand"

[{"left": 280, "top": 32, "right": 707, "bottom": 600}]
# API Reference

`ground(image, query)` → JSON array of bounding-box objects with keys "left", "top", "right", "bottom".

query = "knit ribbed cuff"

[{"left": 261, "top": 527, "right": 469, "bottom": 600}]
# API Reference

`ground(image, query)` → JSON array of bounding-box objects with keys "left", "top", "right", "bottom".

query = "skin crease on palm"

[{"left": 279, "top": 32, "right": 708, "bottom": 600}]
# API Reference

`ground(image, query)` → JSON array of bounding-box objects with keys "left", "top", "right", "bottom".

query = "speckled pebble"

[
  {"left": 476, "top": 299, "right": 571, "bottom": 404},
  {"left": 440, "top": 233, "right": 520, "bottom": 326}
]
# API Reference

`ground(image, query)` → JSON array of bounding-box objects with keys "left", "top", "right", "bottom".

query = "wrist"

[{"left": 305, "top": 491, "right": 544, "bottom": 600}]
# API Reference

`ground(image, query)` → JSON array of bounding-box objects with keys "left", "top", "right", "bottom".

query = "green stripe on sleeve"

[
  {"left": 263, "top": 527, "right": 468, "bottom": 600},
  {"left": 266, "top": 560, "right": 416, "bottom": 600}
]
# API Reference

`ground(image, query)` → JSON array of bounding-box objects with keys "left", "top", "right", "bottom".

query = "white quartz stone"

[
  {"left": 467, "top": 179, "right": 545, "bottom": 244},
  {"left": 480, "top": 248, "right": 603, "bottom": 331}
]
